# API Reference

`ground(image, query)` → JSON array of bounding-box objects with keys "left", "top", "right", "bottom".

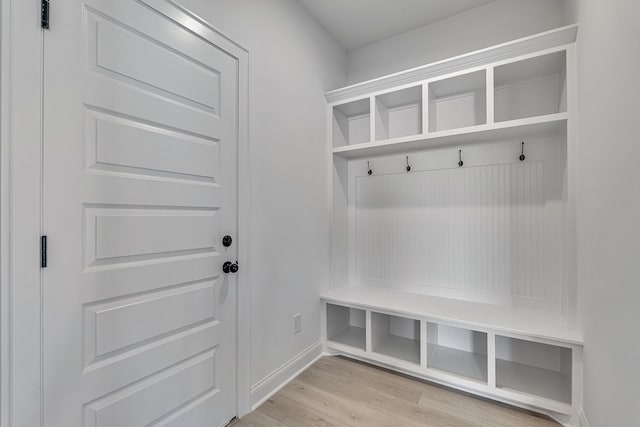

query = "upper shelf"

[
  {"left": 321, "top": 285, "right": 583, "bottom": 345},
  {"left": 325, "top": 25, "right": 577, "bottom": 104},
  {"left": 330, "top": 29, "right": 573, "bottom": 157},
  {"left": 332, "top": 113, "right": 567, "bottom": 159}
]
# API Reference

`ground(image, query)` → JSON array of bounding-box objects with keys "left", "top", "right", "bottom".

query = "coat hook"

[
  {"left": 519, "top": 141, "right": 526, "bottom": 162},
  {"left": 458, "top": 149, "right": 464, "bottom": 168},
  {"left": 367, "top": 161, "right": 372, "bottom": 176},
  {"left": 406, "top": 156, "right": 411, "bottom": 172}
]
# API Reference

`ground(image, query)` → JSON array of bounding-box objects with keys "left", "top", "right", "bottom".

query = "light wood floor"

[{"left": 233, "top": 356, "right": 560, "bottom": 427}]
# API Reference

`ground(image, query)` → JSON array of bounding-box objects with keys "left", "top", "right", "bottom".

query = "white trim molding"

[
  {"left": 0, "top": 0, "right": 12, "bottom": 425},
  {"left": 250, "top": 341, "right": 323, "bottom": 410},
  {"left": 1, "top": 0, "right": 44, "bottom": 425},
  {"left": 578, "top": 408, "right": 591, "bottom": 427}
]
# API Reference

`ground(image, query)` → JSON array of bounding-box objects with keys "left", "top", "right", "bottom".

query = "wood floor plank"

[
  {"left": 312, "top": 356, "right": 424, "bottom": 403},
  {"left": 238, "top": 356, "right": 561, "bottom": 427},
  {"left": 282, "top": 378, "right": 413, "bottom": 427},
  {"left": 295, "top": 361, "right": 378, "bottom": 405},
  {"left": 231, "top": 410, "right": 287, "bottom": 427},
  {"left": 258, "top": 391, "right": 352, "bottom": 427},
  {"left": 418, "top": 390, "right": 558, "bottom": 427},
  {"left": 368, "top": 390, "right": 478, "bottom": 427}
]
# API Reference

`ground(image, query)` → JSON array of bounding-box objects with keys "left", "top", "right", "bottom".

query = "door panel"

[{"left": 43, "top": 1, "right": 238, "bottom": 426}]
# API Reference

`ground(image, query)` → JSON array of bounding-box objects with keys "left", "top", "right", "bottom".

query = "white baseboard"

[
  {"left": 578, "top": 408, "right": 590, "bottom": 427},
  {"left": 250, "top": 340, "right": 323, "bottom": 410}
]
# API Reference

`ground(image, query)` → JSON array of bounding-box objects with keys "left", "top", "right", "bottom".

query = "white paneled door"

[{"left": 42, "top": 1, "right": 238, "bottom": 426}]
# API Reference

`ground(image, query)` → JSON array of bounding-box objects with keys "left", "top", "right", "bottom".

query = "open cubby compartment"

[
  {"left": 496, "top": 336, "right": 572, "bottom": 404},
  {"left": 371, "top": 312, "right": 420, "bottom": 365},
  {"left": 494, "top": 51, "right": 567, "bottom": 122},
  {"left": 332, "top": 98, "right": 371, "bottom": 147},
  {"left": 428, "top": 70, "right": 486, "bottom": 132},
  {"left": 326, "top": 303, "right": 366, "bottom": 350},
  {"left": 427, "top": 323, "right": 488, "bottom": 383},
  {"left": 375, "top": 85, "right": 423, "bottom": 140}
]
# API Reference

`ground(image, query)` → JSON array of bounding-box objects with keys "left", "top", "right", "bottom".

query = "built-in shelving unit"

[
  {"left": 324, "top": 25, "right": 581, "bottom": 425},
  {"left": 322, "top": 289, "right": 580, "bottom": 416}
]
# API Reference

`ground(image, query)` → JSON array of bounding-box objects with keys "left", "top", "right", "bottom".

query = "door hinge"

[
  {"left": 41, "top": 0, "right": 50, "bottom": 30},
  {"left": 41, "top": 235, "right": 47, "bottom": 268}
]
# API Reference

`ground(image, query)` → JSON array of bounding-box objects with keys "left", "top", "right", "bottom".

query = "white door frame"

[{"left": 0, "top": 1, "right": 252, "bottom": 425}]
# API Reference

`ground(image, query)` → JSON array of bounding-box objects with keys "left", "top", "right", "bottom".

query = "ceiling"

[{"left": 298, "top": 0, "right": 495, "bottom": 51}]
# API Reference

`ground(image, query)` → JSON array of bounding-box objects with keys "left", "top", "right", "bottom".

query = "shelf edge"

[{"left": 332, "top": 114, "right": 568, "bottom": 159}]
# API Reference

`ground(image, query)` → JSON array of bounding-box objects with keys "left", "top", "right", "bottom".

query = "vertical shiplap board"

[
  {"left": 350, "top": 139, "right": 562, "bottom": 310},
  {"left": 356, "top": 163, "right": 543, "bottom": 295}
]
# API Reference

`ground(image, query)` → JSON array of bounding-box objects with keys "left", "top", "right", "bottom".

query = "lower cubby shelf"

[
  {"left": 496, "top": 336, "right": 572, "bottom": 404},
  {"left": 428, "top": 345, "right": 488, "bottom": 384},
  {"left": 496, "top": 359, "right": 572, "bottom": 404},
  {"left": 427, "top": 323, "right": 488, "bottom": 383},
  {"left": 371, "top": 312, "right": 420, "bottom": 365},
  {"left": 326, "top": 303, "right": 366, "bottom": 351},
  {"left": 322, "top": 289, "right": 582, "bottom": 419},
  {"left": 331, "top": 325, "right": 366, "bottom": 350}
]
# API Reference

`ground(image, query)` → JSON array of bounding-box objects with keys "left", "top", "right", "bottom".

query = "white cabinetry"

[{"left": 323, "top": 25, "right": 582, "bottom": 425}]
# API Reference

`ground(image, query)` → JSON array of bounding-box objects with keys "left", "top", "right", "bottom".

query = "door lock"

[
  {"left": 223, "top": 261, "right": 239, "bottom": 274},
  {"left": 222, "top": 235, "right": 233, "bottom": 247}
]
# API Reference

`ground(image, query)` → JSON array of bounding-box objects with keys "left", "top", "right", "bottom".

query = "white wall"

[
  {"left": 564, "top": 1, "right": 640, "bottom": 425},
  {"left": 172, "top": 0, "right": 346, "bottom": 395},
  {"left": 346, "top": 0, "right": 568, "bottom": 84}
]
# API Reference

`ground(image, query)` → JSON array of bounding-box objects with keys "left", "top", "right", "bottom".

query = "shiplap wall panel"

[{"left": 355, "top": 162, "right": 545, "bottom": 300}]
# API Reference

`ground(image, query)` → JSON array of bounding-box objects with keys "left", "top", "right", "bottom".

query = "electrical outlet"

[{"left": 294, "top": 313, "right": 302, "bottom": 334}]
